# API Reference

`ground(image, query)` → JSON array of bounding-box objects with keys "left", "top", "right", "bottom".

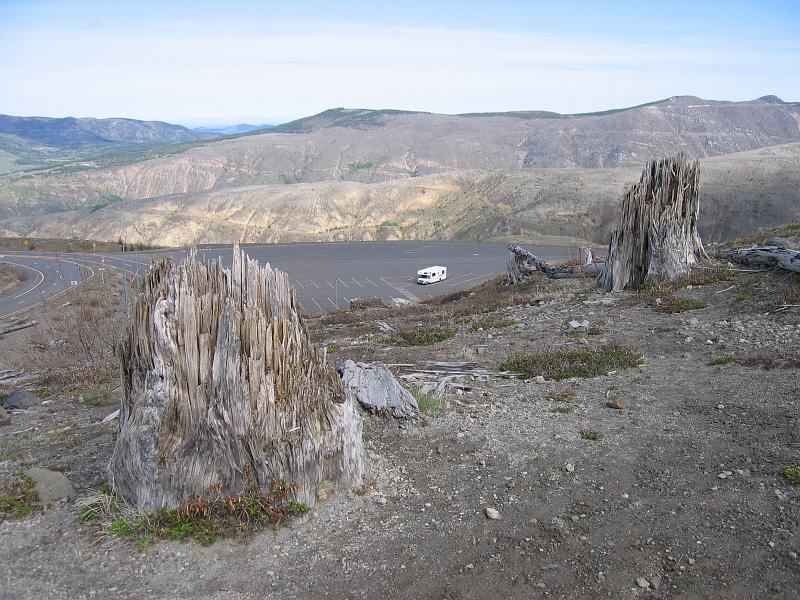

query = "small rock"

[
  {"left": 484, "top": 507, "right": 501, "bottom": 520},
  {"left": 565, "top": 463, "right": 575, "bottom": 473},
  {"left": 534, "top": 376, "right": 546, "bottom": 384},
  {"left": 636, "top": 577, "right": 650, "bottom": 589},
  {"left": 650, "top": 575, "right": 662, "bottom": 590},
  {"left": 374, "top": 495, "right": 387, "bottom": 505},
  {"left": 688, "top": 557, "right": 696, "bottom": 565},
  {"left": 716, "top": 404, "right": 725, "bottom": 410},
  {"left": 789, "top": 551, "right": 797, "bottom": 560},
  {"left": 24, "top": 467, "right": 75, "bottom": 503},
  {"left": 2, "top": 391, "right": 40, "bottom": 410},
  {"left": 607, "top": 396, "right": 627, "bottom": 410}
]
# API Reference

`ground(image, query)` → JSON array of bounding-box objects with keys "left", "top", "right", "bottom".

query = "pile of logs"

[{"left": 109, "top": 244, "right": 366, "bottom": 510}]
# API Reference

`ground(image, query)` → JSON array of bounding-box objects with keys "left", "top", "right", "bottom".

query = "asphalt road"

[{"left": 0, "top": 242, "right": 572, "bottom": 319}]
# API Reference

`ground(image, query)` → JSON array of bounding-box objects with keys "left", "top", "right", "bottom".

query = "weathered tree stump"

[
  {"left": 109, "top": 245, "right": 366, "bottom": 509},
  {"left": 599, "top": 153, "right": 706, "bottom": 292}
]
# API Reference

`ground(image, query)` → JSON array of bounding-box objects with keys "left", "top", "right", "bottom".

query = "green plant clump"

[
  {"left": 710, "top": 355, "right": 735, "bottom": 366},
  {"left": 393, "top": 326, "right": 455, "bottom": 347},
  {"left": 783, "top": 466, "right": 800, "bottom": 485},
  {"left": 652, "top": 297, "right": 708, "bottom": 314},
  {"left": 412, "top": 389, "right": 442, "bottom": 415},
  {"left": 501, "top": 345, "right": 642, "bottom": 381},
  {"left": 0, "top": 473, "right": 38, "bottom": 521},
  {"left": 472, "top": 317, "right": 517, "bottom": 331}
]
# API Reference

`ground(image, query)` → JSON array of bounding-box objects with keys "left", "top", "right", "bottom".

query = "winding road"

[{"left": 0, "top": 242, "right": 571, "bottom": 319}]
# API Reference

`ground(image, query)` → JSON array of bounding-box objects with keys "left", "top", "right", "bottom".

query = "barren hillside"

[{"left": 2, "top": 144, "right": 798, "bottom": 246}]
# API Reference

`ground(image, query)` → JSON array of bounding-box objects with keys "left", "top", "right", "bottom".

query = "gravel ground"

[{"left": 1, "top": 267, "right": 798, "bottom": 600}]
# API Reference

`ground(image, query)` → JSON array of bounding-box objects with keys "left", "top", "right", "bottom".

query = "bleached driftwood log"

[
  {"left": 600, "top": 153, "right": 706, "bottom": 292},
  {"left": 109, "top": 244, "right": 366, "bottom": 510},
  {"left": 730, "top": 246, "right": 800, "bottom": 273},
  {"left": 506, "top": 244, "right": 604, "bottom": 283}
]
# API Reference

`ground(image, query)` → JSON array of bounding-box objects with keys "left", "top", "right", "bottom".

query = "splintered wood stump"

[
  {"left": 600, "top": 153, "right": 706, "bottom": 292},
  {"left": 109, "top": 244, "right": 366, "bottom": 510}
]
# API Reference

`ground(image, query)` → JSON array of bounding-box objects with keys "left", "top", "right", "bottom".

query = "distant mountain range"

[
  {"left": 0, "top": 95, "right": 798, "bottom": 245},
  {"left": 192, "top": 124, "right": 273, "bottom": 135},
  {"left": 0, "top": 115, "right": 216, "bottom": 175}
]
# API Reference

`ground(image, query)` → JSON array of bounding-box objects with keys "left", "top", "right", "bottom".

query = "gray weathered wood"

[
  {"left": 507, "top": 244, "right": 604, "bottom": 283},
  {"left": 600, "top": 153, "right": 705, "bottom": 292},
  {"left": 338, "top": 360, "right": 419, "bottom": 418},
  {"left": 110, "top": 244, "right": 366, "bottom": 510},
  {"left": 730, "top": 246, "right": 800, "bottom": 273}
]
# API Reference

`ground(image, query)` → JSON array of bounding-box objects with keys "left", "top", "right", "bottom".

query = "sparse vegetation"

[
  {"left": 739, "top": 353, "right": 800, "bottom": 370},
  {"left": 730, "top": 293, "right": 751, "bottom": 304},
  {"left": 579, "top": 428, "right": 601, "bottom": 440},
  {"left": 87, "top": 481, "right": 308, "bottom": 548},
  {"left": 783, "top": 466, "right": 800, "bottom": 485},
  {"left": 0, "top": 473, "right": 38, "bottom": 522},
  {"left": 552, "top": 404, "right": 574, "bottom": 414},
  {"left": 471, "top": 316, "right": 516, "bottom": 331},
  {"left": 502, "top": 345, "right": 642, "bottom": 381},
  {"left": 412, "top": 389, "right": 442, "bottom": 415},
  {"left": 710, "top": 355, "right": 735, "bottom": 366},
  {"left": 651, "top": 296, "right": 708, "bottom": 314},
  {"left": 392, "top": 326, "right": 455, "bottom": 347},
  {"left": 349, "top": 297, "right": 389, "bottom": 310}
]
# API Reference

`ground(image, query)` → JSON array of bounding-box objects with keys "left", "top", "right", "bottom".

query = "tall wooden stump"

[
  {"left": 600, "top": 153, "right": 706, "bottom": 292},
  {"left": 109, "top": 245, "right": 366, "bottom": 509}
]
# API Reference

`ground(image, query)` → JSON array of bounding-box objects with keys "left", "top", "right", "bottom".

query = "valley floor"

[{"left": 0, "top": 260, "right": 798, "bottom": 599}]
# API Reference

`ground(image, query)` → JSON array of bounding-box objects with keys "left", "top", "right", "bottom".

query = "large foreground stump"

[
  {"left": 600, "top": 153, "right": 706, "bottom": 292},
  {"left": 109, "top": 245, "right": 366, "bottom": 509}
]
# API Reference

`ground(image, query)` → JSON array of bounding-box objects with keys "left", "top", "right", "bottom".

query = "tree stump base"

[{"left": 109, "top": 245, "right": 366, "bottom": 510}]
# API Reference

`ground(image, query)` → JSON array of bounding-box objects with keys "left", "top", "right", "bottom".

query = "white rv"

[{"left": 417, "top": 266, "right": 447, "bottom": 284}]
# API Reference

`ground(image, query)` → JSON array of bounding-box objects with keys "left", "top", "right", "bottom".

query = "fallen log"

[
  {"left": 507, "top": 244, "right": 605, "bottom": 283},
  {"left": 0, "top": 320, "right": 37, "bottom": 335},
  {"left": 729, "top": 246, "right": 800, "bottom": 274}
]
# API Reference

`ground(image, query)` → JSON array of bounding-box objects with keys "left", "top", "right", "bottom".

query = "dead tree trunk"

[
  {"left": 599, "top": 153, "right": 706, "bottom": 292},
  {"left": 109, "top": 244, "right": 366, "bottom": 510},
  {"left": 506, "top": 244, "right": 604, "bottom": 283}
]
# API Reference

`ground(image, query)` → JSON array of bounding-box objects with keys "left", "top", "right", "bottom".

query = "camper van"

[{"left": 417, "top": 266, "right": 447, "bottom": 285}]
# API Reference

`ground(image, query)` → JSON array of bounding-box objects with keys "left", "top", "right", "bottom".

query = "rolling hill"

[
  {"left": 0, "top": 96, "right": 797, "bottom": 246},
  {"left": 0, "top": 115, "right": 215, "bottom": 175}
]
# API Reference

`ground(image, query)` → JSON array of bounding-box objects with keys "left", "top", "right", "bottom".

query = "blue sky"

[{"left": 1, "top": 0, "right": 798, "bottom": 126}]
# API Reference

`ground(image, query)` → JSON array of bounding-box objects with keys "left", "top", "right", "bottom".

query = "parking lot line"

[
  {"left": 294, "top": 280, "right": 305, "bottom": 290},
  {"left": 309, "top": 279, "right": 320, "bottom": 289},
  {"left": 327, "top": 296, "right": 337, "bottom": 307},
  {"left": 323, "top": 279, "right": 335, "bottom": 289},
  {"left": 364, "top": 277, "right": 379, "bottom": 287},
  {"left": 351, "top": 277, "right": 364, "bottom": 287},
  {"left": 336, "top": 278, "right": 349, "bottom": 288},
  {"left": 312, "top": 298, "right": 322, "bottom": 311}
]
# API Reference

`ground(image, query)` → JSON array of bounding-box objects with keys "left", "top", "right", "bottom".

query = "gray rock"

[
  {"left": 2, "top": 390, "right": 40, "bottom": 410},
  {"left": 484, "top": 507, "right": 501, "bottom": 520},
  {"left": 636, "top": 577, "right": 650, "bottom": 589},
  {"left": 338, "top": 360, "right": 419, "bottom": 419},
  {"left": 24, "top": 467, "right": 75, "bottom": 503},
  {"left": 564, "top": 319, "right": 590, "bottom": 334},
  {"left": 607, "top": 396, "right": 627, "bottom": 410}
]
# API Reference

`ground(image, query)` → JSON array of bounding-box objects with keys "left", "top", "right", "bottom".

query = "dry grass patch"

[
  {"left": 349, "top": 297, "right": 390, "bottom": 310},
  {"left": 391, "top": 326, "right": 455, "bottom": 347},
  {"left": 501, "top": 345, "right": 642, "bottom": 381},
  {"left": 651, "top": 296, "right": 708, "bottom": 314},
  {"left": 738, "top": 353, "right": 800, "bottom": 370},
  {"left": 471, "top": 316, "right": 517, "bottom": 331}
]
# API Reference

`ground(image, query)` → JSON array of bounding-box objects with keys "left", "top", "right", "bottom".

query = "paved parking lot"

[{"left": 1, "top": 241, "right": 573, "bottom": 317}]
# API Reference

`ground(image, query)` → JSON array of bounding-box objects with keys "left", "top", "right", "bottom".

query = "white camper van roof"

[{"left": 417, "top": 266, "right": 445, "bottom": 275}]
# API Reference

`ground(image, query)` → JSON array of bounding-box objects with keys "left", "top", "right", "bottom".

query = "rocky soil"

[{"left": 0, "top": 261, "right": 798, "bottom": 599}]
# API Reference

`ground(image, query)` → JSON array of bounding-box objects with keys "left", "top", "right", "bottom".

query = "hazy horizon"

[{"left": 1, "top": 0, "right": 799, "bottom": 124}]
